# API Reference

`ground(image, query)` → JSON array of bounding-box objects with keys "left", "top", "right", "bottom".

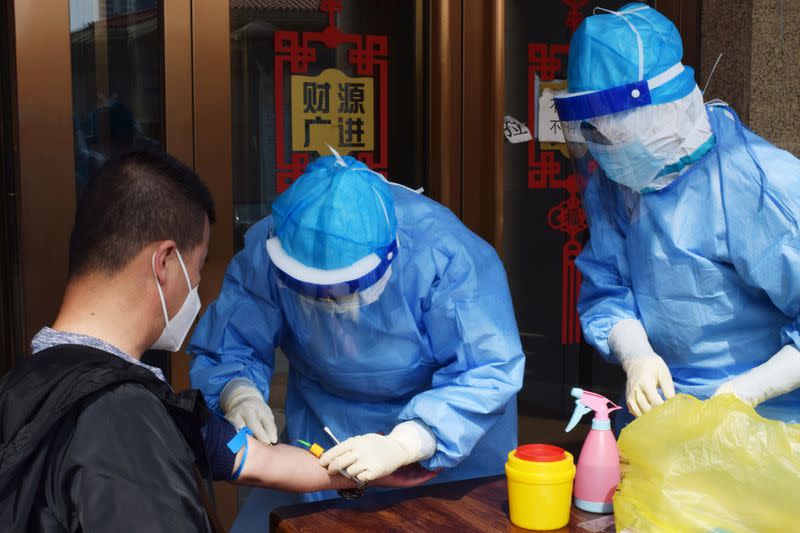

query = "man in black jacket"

[{"left": 0, "top": 151, "right": 428, "bottom": 533}]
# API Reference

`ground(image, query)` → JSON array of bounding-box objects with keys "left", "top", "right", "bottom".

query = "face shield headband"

[
  {"left": 267, "top": 236, "right": 398, "bottom": 300},
  {"left": 554, "top": 63, "right": 685, "bottom": 122},
  {"left": 554, "top": 3, "right": 686, "bottom": 122}
]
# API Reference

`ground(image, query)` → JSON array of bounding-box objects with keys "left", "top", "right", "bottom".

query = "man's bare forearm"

[
  {"left": 230, "top": 436, "right": 439, "bottom": 492},
  {"left": 232, "top": 437, "right": 353, "bottom": 491}
]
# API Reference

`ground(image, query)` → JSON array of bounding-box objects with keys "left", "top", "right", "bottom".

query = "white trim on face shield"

[{"left": 266, "top": 236, "right": 382, "bottom": 287}]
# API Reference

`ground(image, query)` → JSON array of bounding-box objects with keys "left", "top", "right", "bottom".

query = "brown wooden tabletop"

[{"left": 270, "top": 475, "right": 614, "bottom": 533}]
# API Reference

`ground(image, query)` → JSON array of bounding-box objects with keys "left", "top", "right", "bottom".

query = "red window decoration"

[
  {"left": 273, "top": 0, "right": 389, "bottom": 192},
  {"left": 528, "top": 0, "right": 591, "bottom": 344}
]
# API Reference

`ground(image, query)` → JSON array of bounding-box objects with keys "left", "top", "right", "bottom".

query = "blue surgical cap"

[
  {"left": 567, "top": 3, "right": 697, "bottom": 105},
  {"left": 271, "top": 155, "right": 398, "bottom": 271}
]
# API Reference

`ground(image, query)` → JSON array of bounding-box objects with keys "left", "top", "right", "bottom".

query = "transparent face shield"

[
  {"left": 266, "top": 233, "right": 398, "bottom": 326},
  {"left": 554, "top": 63, "right": 688, "bottom": 192},
  {"left": 558, "top": 118, "right": 603, "bottom": 191},
  {"left": 558, "top": 110, "right": 675, "bottom": 193}
]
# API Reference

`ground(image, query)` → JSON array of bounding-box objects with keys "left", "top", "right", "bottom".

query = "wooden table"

[{"left": 270, "top": 476, "right": 614, "bottom": 532}]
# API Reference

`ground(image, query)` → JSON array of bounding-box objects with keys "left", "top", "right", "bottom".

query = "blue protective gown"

[
  {"left": 188, "top": 185, "right": 525, "bottom": 500},
  {"left": 578, "top": 104, "right": 800, "bottom": 424}
]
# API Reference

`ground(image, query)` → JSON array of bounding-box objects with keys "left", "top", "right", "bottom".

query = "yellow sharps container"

[{"left": 505, "top": 444, "right": 576, "bottom": 530}]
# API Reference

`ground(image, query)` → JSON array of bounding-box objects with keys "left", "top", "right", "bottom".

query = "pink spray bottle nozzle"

[{"left": 565, "top": 388, "right": 621, "bottom": 432}]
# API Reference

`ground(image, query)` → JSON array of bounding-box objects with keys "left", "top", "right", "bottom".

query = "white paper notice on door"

[
  {"left": 503, "top": 115, "right": 532, "bottom": 144},
  {"left": 537, "top": 86, "right": 566, "bottom": 143}
]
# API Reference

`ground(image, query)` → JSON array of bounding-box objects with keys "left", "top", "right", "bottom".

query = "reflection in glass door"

[
  {"left": 69, "top": 0, "right": 171, "bottom": 377},
  {"left": 503, "top": 0, "right": 629, "bottom": 455},
  {"left": 230, "top": 0, "right": 426, "bottom": 249},
  {"left": 70, "top": 0, "right": 163, "bottom": 198},
  {"left": 226, "top": 1, "right": 428, "bottom": 526}
]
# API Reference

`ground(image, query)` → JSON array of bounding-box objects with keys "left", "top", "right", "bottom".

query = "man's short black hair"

[{"left": 69, "top": 150, "right": 215, "bottom": 277}]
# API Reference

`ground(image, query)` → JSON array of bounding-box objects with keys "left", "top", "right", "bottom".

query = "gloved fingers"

[
  {"left": 627, "top": 388, "right": 642, "bottom": 417},
  {"left": 326, "top": 451, "right": 359, "bottom": 474},
  {"left": 258, "top": 411, "right": 278, "bottom": 444},
  {"left": 658, "top": 366, "right": 676, "bottom": 398},
  {"left": 319, "top": 439, "right": 357, "bottom": 467},
  {"left": 636, "top": 388, "right": 653, "bottom": 414},
  {"left": 248, "top": 418, "right": 273, "bottom": 445},
  {"left": 631, "top": 387, "right": 654, "bottom": 416},
  {"left": 226, "top": 412, "right": 246, "bottom": 431},
  {"left": 642, "top": 382, "right": 664, "bottom": 409},
  {"left": 345, "top": 461, "right": 370, "bottom": 478},
  {"left": 356, "top": 469, "right": 378, "bottom": 483}
]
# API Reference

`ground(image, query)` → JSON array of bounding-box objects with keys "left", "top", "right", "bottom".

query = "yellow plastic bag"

[{"left": 614, "top": 394, "right": 800, "bottom": 533}]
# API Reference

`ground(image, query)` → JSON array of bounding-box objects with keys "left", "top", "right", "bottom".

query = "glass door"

[
  {"left": 220, "top": 2, "right": 433, "bottom": 527},
  {"left": 9, "top": 0, "right": 526, "bottom": 526},
  {"left": 70, "top": 0, "right": 173, "bottom": 377},
  {"left": 502, "top": 0, "right": 701, "bottom": 454},
  {"left": 229, "top": 0, "right": 428, "bottom": 249}
]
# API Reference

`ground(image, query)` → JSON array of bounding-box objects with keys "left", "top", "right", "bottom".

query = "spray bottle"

[{"left": 565, "top": 387, "right": 622, "bottom": 513}]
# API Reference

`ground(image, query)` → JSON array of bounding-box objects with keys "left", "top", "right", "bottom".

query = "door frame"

[
  {"left": 13, "top": 0, "right": 75, "bottom": 356},
  {"left": 1, "top": 0, "right": 23, "bottom": 374}
]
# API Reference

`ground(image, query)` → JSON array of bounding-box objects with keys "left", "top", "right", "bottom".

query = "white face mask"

[{"left": 150, "top": 249, "right": 201, "bottom": 352}]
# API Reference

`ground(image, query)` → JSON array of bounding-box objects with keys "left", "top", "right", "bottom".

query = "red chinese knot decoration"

[
  {"left": 273, "top": 0, "right": 389, "bottom": 192},
  {"left": 528, "top": 1, "right": 591, "bottom": 344}
]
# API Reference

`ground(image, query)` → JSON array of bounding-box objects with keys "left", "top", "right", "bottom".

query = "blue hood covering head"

[
  {"left": 271, "top": 154, "right": 398, "bottom": 271},
  {"left": 567, "top": 2, "right": 697, "bottom": 105}
]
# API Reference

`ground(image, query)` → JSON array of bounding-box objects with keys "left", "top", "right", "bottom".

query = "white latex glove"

[
  {"left": 219, "top": 379, "right": 278, "bottom": 444},
  {"left": 714, "top": 344, "right": 800, "bottom": 407},
  {"left": 608, "top": 319, "right": 676, "bottom": 417},
  {"left": 319, "top": 420, "right": 436, "bottom": 483}
]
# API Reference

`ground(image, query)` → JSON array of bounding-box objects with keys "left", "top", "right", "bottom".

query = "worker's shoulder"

[
  {"left": 242, "top": 215, "right": 274, "bottom": 248},
  {"left": 391, "top": 185, "right": 461, "bottom": 233},
  {"left": 710, "top": 106, "right": 800, "bottom": 193},
  {"left": 392, "top": 187, "right": 499, "bottom": 262}
]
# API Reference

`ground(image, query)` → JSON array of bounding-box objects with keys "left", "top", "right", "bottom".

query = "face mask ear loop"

[
  {"left": 152, "top": 251, "right": 171, "bottom": 326},
  {"left": 174, "top": 249, "right": 193, "bottom": 291}
]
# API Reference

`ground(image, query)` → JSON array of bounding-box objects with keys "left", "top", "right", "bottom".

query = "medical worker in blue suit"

[
  {"left": 188, "top": 151, "right": 525, "bottom": 501},
  {"left": 554, "top": 3, "right": 800, "bottom": 424}
]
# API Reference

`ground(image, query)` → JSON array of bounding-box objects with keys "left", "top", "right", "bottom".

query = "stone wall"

[{"left": 701, "top": 0, "right": 799, "bottom": 156}]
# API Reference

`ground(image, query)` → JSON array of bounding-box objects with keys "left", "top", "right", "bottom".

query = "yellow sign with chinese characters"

[{"left": 291, "top": 68, "right": 374, "bottom": 156}]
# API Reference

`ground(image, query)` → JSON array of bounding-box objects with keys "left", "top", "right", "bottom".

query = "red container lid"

[{"left": 515, "top": 444, "right": 566, "bottom": 462}]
